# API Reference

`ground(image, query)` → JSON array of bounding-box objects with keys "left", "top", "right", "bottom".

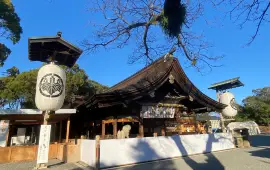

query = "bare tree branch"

[
  {"left": 214, "top": 0, "right": 270, "bottom": 44},
  {"left": 248, "top": 2, "right": 270, "bottom": 44},
  {"left": 177, "top": 35, "right": 192, "bottom": 61},
  {"left": 83, "top": 0, "right": 222, "bottom": 72}
]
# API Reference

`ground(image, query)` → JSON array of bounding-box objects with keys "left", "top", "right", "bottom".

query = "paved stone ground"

[
  {"left": 1, "top": 135, "right": 269, "bottom": 170},
  {"left": 108, "top": 146, "right": 270, "bottom": 170},
  {"left": 109, "top": 134, "right": 270, "bottom": 170},
  {"left": 1, "top": 147, "right": 269, "bottom": 170},
  {"left": 0, "top": 159, "right": 92, "bottom": 170}
]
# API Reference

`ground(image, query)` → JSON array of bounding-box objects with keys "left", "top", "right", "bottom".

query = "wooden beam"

[
  {"left": 157, "top": 103, "right": 186, "bottom": 108},
  {"left": 101, "top": 121, "right": 105, "bottom": 139},
  {"left": 164, "top": 95, "right": 188, "bottom": 100},
  {"left": 103, "top": 118, "right": 139, "bottom": 124},
  {"left": 113, "top": 119, "right": 117, "bottom": 139},
  {"left": 65, "top": 118, "right": 70, "bottom": 143},
  {"left": 103, "top": 119, "right": 115, "bottom": 124},
  {"left": 192, "top": 107, "right": 208, "bottom": 112},
  {"left": 118, "top": 118, "right": 138, "bottom": 123}
]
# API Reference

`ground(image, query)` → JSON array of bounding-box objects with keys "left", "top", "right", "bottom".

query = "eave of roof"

[
  {"left": 28, "top": 36, "right": 82, "bottom": 53},
  {"left": 171, "top": 59, "right": 226, "bottom": 110},
  {"left": 208, "top": 77, "right": 244, "bottom": 91},
  {"left": 28, "top": 36, "right": 83, "bottom": 67}
]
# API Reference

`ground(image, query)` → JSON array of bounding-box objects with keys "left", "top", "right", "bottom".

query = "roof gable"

[
  {"left": 108, "top": 56, "right": 173, "bottom": 92},
  {"left": 83, "top": 56, "right": 226, "bottom": 111}
]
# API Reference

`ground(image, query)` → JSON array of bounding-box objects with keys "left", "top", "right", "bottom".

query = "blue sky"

[{"left": 1, "top": 0, "right": 269, "bottom": 104}]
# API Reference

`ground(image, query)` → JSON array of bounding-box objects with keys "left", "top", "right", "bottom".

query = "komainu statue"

[{"left": 117, "top": 125, "right": 131, "bottom": 139}]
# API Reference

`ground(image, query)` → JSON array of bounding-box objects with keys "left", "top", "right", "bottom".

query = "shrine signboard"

[
  {"left": 37, "top": 125, "right": 51, "bottom": 164},
  {"left": 140, "top": 106, "right": 175, "bottom": 118}
]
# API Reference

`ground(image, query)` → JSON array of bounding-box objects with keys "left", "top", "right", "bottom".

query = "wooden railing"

[
  {"left": 0, "top": 144, "right": 58, "bottom": 163},
  {"left": 0, "top": 142, "right": 81, "bottom": 163}
]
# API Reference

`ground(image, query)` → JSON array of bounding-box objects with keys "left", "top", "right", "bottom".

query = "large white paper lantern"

[
  {"left": 35, "top": 63, "right": 66, "bottom": 111},
  {"left": 220, "top": 92, "right": 238, "bottom": 117}
]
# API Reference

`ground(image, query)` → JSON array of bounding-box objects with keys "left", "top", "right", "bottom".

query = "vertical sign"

[
  {"left": 0, "top": 120, "right": 9, "bottom": 147},
  {"left": 37, "top": 125, "right": 51, "bottom": 164}
]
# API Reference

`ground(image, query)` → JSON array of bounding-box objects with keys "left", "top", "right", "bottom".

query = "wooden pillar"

[
  {"left": 65, "top": 118, "right": 70, "bottom": 143},
  {"left": 139, "top": 123, "right": 144, "bottom": 137},
  {"left": 194, "top": 114, "right": 198, "bottom": 133},
  {"left": 101, "top": 121, "right": 105, "bottom": 139},
  {"left": 113, "top": 119, "right": 117, "bottom": 139},
  {"left": 196, "top": 116, "right": 199, "bottom": 133},
  {"left": 43, "top": 111, "right": 49, "bottom": 125},
  {"left": 5, "top": 124, "right": 10, "bottom": 146},
  {"left": 95, "top": 135, "right": 100, "bottom": 169},
  {"left": 59, "top": 121, "right": 62, "bottom": 143},
  {"left": 64, "top": 119, "right": 70, "bottom": 163},
  {"left": 179, "top": 124, "right": 183, "bottom": 135},
  {"left": 161, "top": 128, "right": 165, "bottom": 136}
]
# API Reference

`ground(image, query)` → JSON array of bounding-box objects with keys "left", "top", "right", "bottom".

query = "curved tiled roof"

[{"left": 83, "top": 56, "right": 226, "bottom": 111}]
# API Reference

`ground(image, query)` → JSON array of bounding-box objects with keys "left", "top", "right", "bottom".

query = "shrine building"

[{"left": 72, "top": 56, "right": 227, "bottom": 139}]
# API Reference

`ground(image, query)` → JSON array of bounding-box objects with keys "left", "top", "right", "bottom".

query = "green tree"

[
  {"left": 63, "top": 64, "right": 108, "bottom": 108},
  {"left": 0, "top": 43, "right": 11, "bottom": 66},
  {"left": 3, "top": 66, "right": 19, "bottom": 76},
  {"left": 0, "top": 64, "right": 108, "bottom": 109},
  {"left": 0, "top": 0, "right": 23, "bottom": 66},
  {"left": 236, "top": 87, "right": 270, "bottom": 125}
]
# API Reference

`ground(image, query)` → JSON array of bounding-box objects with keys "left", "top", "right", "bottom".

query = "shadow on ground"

[{"left": 248, "top": 147, "right": 270, "bottom": 159}]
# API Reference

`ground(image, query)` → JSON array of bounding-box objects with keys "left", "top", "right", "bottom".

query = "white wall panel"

[
  {"left": 99, "top": 133, "right": 234, "bottom": 168},
  {"left": 80, "top": 140, "right": 96, "bottom": 167}
]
